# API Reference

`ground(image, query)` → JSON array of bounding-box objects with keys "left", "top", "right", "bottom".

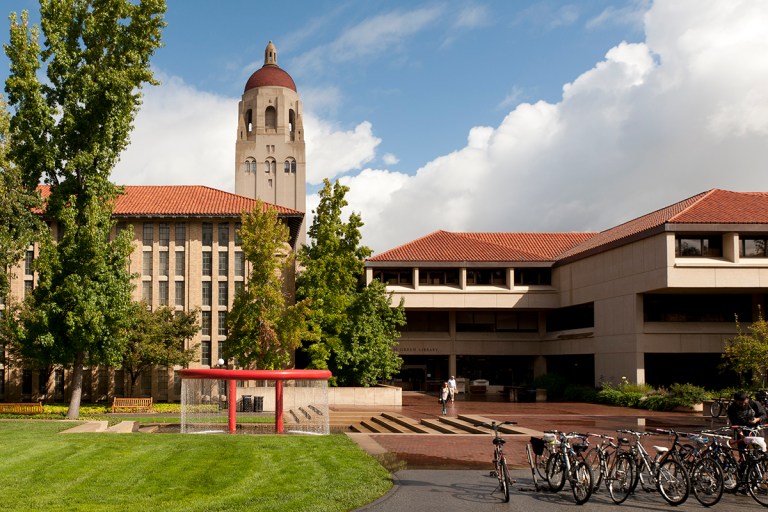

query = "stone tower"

[{"left": 235, "top": 41, "right": 306, "bottom": 243}]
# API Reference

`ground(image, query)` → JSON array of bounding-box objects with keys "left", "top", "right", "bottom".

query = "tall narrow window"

[
  {"left": 234, "top": 223, "right": 242, "bottom": 246},
  {"left": 143, "top": 223, "right": 153, "bottom": 246},
  {"left": 174, "top": 281, "right": 185, "bottom": 307},
  {"left": 201, "top": 340, "right": 211, "bottom": 366},
  {"left": 235, "top": 251, "right": 245, "bottom": 277},
  {"left": 218, "top": 311, "right": 228, "bottom": 336},
  {"left": 142, "top": 251, "right": 153, "bottom": 276},
  {"left": 158, "top": 281, "right": 168, "bottom": 306},
  {"left": 291, "top": 160, "right": 296, "bottom": 173},
  {"left": 218, "top": 223, "right": 229, "bottom": 246},
  {"left": 201, "top": 311, "right": 211, "bottom": 337},
  {"left": 202, "top": 252, "right": 212, "bottom": 276},
  {"left": 175, "top": 223, "right": 186, "bottom": 245},
  {"left": 264, "top": 160, "right": 271, "bottom": 173},
  {"left": 218, "top": 281, "right": 228, "bottom": 306},
  {"left": 159, "top": 223, "right": 170, "bottom": 247},
  {"left": 202, "top": 281, "right": 212, "bottom": 306},
  {"left": 159, "top": 252, "right": 169, "bottom": 276},
  {"left": 265, "top": 106, "right": 276, "bottom": 129},
  {"left": 218, "top": 251, "right": 229, "bottom": 276},
  {"left": 175, "top": 251, "right": 185, "bottom": 276},
  {"left": 142, "top": 281, "right": 152, "bottom": 303},
  {"left": 202, "top": 223, "right": 213, "bottom": 246},
  {"left": 24, "top": 250, "right": 34, "bottom": 276}
]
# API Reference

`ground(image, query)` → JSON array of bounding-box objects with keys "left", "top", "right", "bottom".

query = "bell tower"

[{"left": 235, "top": 41, "right": 306, "bottom": 243}]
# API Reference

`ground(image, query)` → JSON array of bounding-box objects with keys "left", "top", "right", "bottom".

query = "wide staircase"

[{"left": 330, "top": 410, "right": 536, "bottom": 436}]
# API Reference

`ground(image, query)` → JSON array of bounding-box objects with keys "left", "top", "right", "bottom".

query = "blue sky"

[{"left": 3, "top": 1, "right": 768, "bottom": 253}]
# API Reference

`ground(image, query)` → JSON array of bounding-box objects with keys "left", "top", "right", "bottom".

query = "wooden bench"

[
  {"left": 0, "top": 402, "right": 44, "bottom": 414},
  {"left": 112, "top": 397, "right": 153, "bottom": 413}
]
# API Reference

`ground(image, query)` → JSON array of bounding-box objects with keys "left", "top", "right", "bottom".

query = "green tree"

[
  {"left": 225, "top": 200, "right": 311, "bottom": 369},
  {"left": 120, "top": 303, "right": 199, "bottom": 397},
  {"left": 297, "top": 179, "right": 404, "bottom": 386},
  {"left": 721, "top": 309, "right": 768, "bottom": 387},
  {"left": 4, "top": 1, "right": 166, "bottom": 418}
]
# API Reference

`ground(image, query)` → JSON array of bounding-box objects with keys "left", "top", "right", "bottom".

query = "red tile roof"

[
  {"left": 244, "top": 65, "right": 297, "bottom": 93},
  {"left": 368, "top": 230, "right": 595, "bottom": 263},
  {"left": 369, "top": 189, "right": 768, "bottom": 265},
  {"left": 39, "top": 185, "right": 302, "bottom": 218}
]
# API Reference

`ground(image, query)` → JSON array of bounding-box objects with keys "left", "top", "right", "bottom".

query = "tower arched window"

[
  {"left": 246, "top": 109, "right": 253, "bottom": 133},
  {"left": 265, "top": 106, "right": 276, "bottom": 130},
  {"left": 265, "top": 158, "right": 275, "bottom": 173},
  {"left": 284, "top": 158, "right": 296, "bottom": 173},
  {"left": 245, "top": 160, "right": 250, "bottom": 174},
  {"left": 289, "top": 109, "right": 296, "bottom": 141}
]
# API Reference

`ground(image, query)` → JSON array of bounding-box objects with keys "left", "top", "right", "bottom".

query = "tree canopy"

[
  {"left": 297, "top": 179, "right": 404, "bottom": 386},
  {"left": 721, "top": 308, "right": 768, "bottom": 388},
  {"left": 225, "top": 200, "right": 311, "bottom": 369},
  {"left": 4, "top": 1, "right": 166, "bottom": 418}
]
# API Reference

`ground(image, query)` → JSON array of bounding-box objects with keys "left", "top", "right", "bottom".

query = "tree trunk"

[{"left": 66, "top": 352, "right": 84, "bottom": 419}]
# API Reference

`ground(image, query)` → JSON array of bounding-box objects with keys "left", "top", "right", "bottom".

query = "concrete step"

[
  {"left": 438, "top": 416, "right": 488, "bottom": 434},
  {"left": 359, "top": 419, "right": 390, "bottom": 433},
  {"left": 381, "top": 412, "right": 442, "bottom": 434},
  {"left": 107, "top": 421, "right": 139, "bottom": 433},
  {"left": 459, "top": 414, "right": 542, "bottom": 437},
  {"left": 419, "top": 418, "right": 467, "bottom": 434},
  {"left": 370, "top": 415, "right": 409, "bottom": 433}
]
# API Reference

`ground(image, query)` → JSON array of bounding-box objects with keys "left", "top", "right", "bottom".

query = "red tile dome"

[{"left": 244, "top": 65, "right": 297, "bottom": 93}]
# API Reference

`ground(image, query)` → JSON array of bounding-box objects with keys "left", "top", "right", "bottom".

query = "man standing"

[
  {"left": 448, "top": 376, "right": 457, "bottom": 403},
  {"left": 727, "top": 390, "right": 767, "bottom": 427}
]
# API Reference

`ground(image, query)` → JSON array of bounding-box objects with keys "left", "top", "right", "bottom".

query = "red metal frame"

[{"left": 178, "top": 369, "right": 332, "bottom": 434}]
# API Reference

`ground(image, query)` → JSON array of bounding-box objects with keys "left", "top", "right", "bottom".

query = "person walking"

[
  {"left": 448, "top": 376, "right": 457, "bottom": 403},
  {"left": 440, "top": 382, "right": 450, "bottom": 415}
]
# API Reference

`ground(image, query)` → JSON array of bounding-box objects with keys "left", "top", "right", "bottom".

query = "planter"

[{"left": 673, "top": 402, "right": 703, "bottom": 413}]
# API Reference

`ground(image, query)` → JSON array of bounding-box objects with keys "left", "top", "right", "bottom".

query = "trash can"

[
  {"left": 253, "top": 396, "right": 264, "bottom": 413},
  {"left": 241, "top": 395, "right": 253, "bottom": 412}
]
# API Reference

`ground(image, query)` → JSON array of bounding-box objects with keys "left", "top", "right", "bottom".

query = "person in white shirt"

[{"left": 448, "top": 376, "right": 457, "bottom": 403}]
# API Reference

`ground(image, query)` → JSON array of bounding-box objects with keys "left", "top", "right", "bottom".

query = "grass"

[{"left": 0, "top": 420, "right": 392, "bottom": 512}]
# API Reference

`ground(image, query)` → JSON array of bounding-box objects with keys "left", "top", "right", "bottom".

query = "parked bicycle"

[
  {"left": 545, "top": 431, "right": 594, "bottom": 505},
  {"left": 710, "top": 396, "right": 732, "bottom": 418},
  {"left": 481, "top": 420, "right": 517, "bottom": 503},
  {"left": 673, "top": 431, "right": 725, "bottom": 507},
  {"left": 725, "top": 424, "right": 768, "bottom": 507},
  {"left": 616, "top": 428, "right": 689, "bottom": 505},
  {"left": 580, "top": 432, "right": 635, "bottom": 504}
]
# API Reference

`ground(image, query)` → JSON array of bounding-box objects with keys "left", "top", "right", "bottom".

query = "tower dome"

[{"left": 244, "top": 41, "right": 297, "bottom": 93}]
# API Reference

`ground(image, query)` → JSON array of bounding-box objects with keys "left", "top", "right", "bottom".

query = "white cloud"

[
  {"left": 382, "top": 153, "right": 399, "bottom": 166},
  {"left": 343, "top": 0, "right": 768, "bottom": 253},
  {"left": 113, "top": 74, "right": 236, "bottom": 191},
  {"left": 303, "top": 116, "right": 381, "bottom": 185},
  {"left": 454, "top": 5, "right": 491, "bottom": 29}
]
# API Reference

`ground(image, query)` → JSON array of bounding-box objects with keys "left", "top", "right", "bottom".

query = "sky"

[{"left": 2, "top": 0, "right": 768, "bottom": 254}]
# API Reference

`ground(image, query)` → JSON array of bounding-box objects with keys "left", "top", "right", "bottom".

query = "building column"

[{"left": 533, "top": 356, "right": 547, "bottom": 379}]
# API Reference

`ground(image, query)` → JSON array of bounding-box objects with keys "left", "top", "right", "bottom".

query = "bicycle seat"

[
  {"left": 493, "top": 438, "right": 506, "bottom": 445},
  {"left": 652, "top": 446, "right": 669, "bottom": 454}
]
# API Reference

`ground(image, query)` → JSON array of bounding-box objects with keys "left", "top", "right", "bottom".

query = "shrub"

[
  {"left": 564, "top": 385, "right": 599, "bottom": 402},
  {"left": 666, "top": 383, "right": 708, "bottom": 407},
  {"left": 532, "top": 373, "right": 568, "bottom": 400}
]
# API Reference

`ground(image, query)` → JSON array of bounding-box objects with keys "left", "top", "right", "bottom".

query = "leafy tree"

[
  {"left": 4, "top": 1, "right": 166, "bottom": 418},
  {"left": 0, "top": 95, "right": 43, "bottom": 302},
  {"left": 225, "top": 200, "right": 311, "bottom": 369},
  {"left": 120, "top": 303, "right": 199, "bottom": 398},
  {"left": 721, "top": 308, "right": 768, "bottom": 387},
  {"left": 297, "top": 179, "right": 404, "bottom": 386}
]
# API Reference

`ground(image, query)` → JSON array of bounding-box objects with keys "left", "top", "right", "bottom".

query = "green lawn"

[{"left": 0, "top": 420, "right": 391, "bottom": 512}]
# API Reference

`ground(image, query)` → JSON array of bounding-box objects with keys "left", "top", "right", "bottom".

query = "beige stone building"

[
  {"left": 365, "top": 189, "right": 768, "bottom": 392},
  {"left": 0, "top": 42, "right": 306, "bottom": 403}
]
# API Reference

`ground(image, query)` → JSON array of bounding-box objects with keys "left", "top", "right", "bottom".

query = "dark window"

[
  {"left": 235, "top": 251, "right": 245, "bottom": 277},
  {"left": 202, "top": 223, "right": 213, "bottom": 247},
  {"left": 467, "top": 269, "right": 507, "bottom": 286},
  {"left": 675, "top": 236, "right": 722, "bottom": 257},
  {"left": 159, "top": 252, "right": 168, "bottom": 276},
  {"left": 418, "top": 268, "right": 460, "bottom": 286},
  {"left": 265, "top": 106, "right": 276, "bottom": 129},
  {"left": 24, "top": 250, "right": 34, "bottom": 276},
  {"left": 143, "top": 223, "right": 153, "bottom": 246},
  {"left": 55, "top": 369, "right": 65, "bottom": 399},
  {"left": 201, "top": 340, "right": 211, "bottom": 366},
  {"left": 546, "top": 303, "right": 594, "bottom": 332},
  {"left": 234, "top": 223, "right": 242, "bottom": 246},
  {"left": 202, "top": 281, "right": 212, "bottom": 306},
  {"left": 514, "top": 268, "right": 552, "bottom": 286},
  {"left": 158, "top": 281, "right": 168, "bottom": 306},
  {"left": 175, "top": 251, "right": 185, "bottom": 276},
  {"left": 741, "top": 237, "right": 768, "bottom": 257},
  {"left": 202, "top": 252, "right": 212, "bottom": 276},
  {"left": 456, "top": 311, "right": 496, "bottom": 332},
  {"left": 373, "top": 269, "right": 412, "bottom": 285},
  {"left": 159, "top": 223, "right": 170, "bottom": 247},
  {"left": 218, "top": 251, "right": 228, "bottom": 276},
  {"left": 218, "top": 223, "right": 229, "bottom": 246},
  {"left": 401, "top": 311, "right": 449, "bottom": 332},
  {"left": 218, "top": 281, "right": 228, "bottom": 306},
  {"left": 142, "top": 251, "right": 152, "bottom": 275},
  {"left": 218, "top": 311, "right": 228, "bottom": 336},
  {"left": 644, "top": 293, "right": 756, "bottom": 322},
  {"left": 22, "top": 370, "right": 32, "bottom": 395},
  {"left": 453, "top": 311, "right": 538, "bottom": 333},
  {"left": 175, "top": 223, "right": 186, "bottom": 245},
  {"left": 201, "top": 311, "right": 211, "bottom": 336},
  {"left": 174, "top": 281, "right": 185, "bottom": 307}
]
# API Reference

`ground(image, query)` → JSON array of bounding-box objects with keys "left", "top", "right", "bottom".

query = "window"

[
  {"left": 218, "top": 223, "right": 229, "bottom": 246},
  {"left": 514, "top": 268, "right": 552, "bottom": 286},
  {"left": 143, "top": 223, "right": 153, "bottom": 246},
  {"left": 159, "top": 252, "right": 169, "bottom": 276},
  {"left": 142, "top": 251, "right": 153, "bottom": 275},
  {"left": 159, "top": 223, "right": 170, "bottom": 247},
  {"left": 234, "top": 223, "right": 242, "bottom": 246},
  {"left": 291, "top": 160, "right": 296, "bottom": 173},
  {"left": 175, "top": 251, "right": 185, "bottom": 276},
  {"left": 24, "top": 250, "right": 34, "bottom": 276},
  {"left": 373, "top": 269, "right": 412, "bottom": 285},
  {"left": 158, "top": 281, "right": 168, "bottom": 306},
  {"left": 741, "top": 237, "right": 768, "bottom": 257},
  {"left": 174, "top": 281, "right": 185, "bottom": 307},
  {"left": 202, "top": 281, "right": 212, "bottom": 306},
  {"left": 201, "top": 340, "right": 211, "bottom": 366},
  {"left": 234, "top": 281, "right": 244, "bottom": 297},
  {"left": 456, "top": 311, "right": 496, "bottom": 332},
  {"left": 218, "top": 251, "right": 229, "bottom": 276},
  {"left": 264, "top": 160, "right": 271, "bottom": 173},
  {"left": 284, "top": 160, "right": 290, "bottom": 173},
  {"left": 402, "top": 311, "right": 449, "bottom": 332},
  {"left": 418, "top": 269, "right": 460, "bottom": 286},
  {"left": 201, "top": 311, "right": 211, "bottom": 336},
  {"left": 218, "top": 282, "right": 228, "bottom": 306},
  {"left": 265, "top": 106, "right": 276, "bottom": 129},
  {"left": 467, "top": 269, "right": 507, "bottom": 286},
  {"left": 235, "top": 251, "right": 245, "bottom": 277},
  {"left": 546, "top": 303, "right": 595, "bottom": 332},
  {"left": 202, "top": 223, "right": 213, "bottom": 246},
  {"left": 675, "top": 236, "right": 723, "bottom": 257},
  {"left": 202, "top": 252, "right": 212, "bottom": 276},
  {"left": 218, "top": 311, "right": 228, "bottom": 336},
  {"left": 644, "top": 293, "right": 755, "bottom": 322},
  {"left": 55, "top": 369, "right": 65, "bottom": 399},
  {"left": 23, "top": 280, "right": 33, "bottom": 297},
  {"left": 175, "top": 223, "right": 186, "bottom": 245},
  {"left": 142, "top": 281, "right": 152, "bottom": 303}
]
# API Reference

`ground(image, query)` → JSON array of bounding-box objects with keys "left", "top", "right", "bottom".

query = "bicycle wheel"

[
  {"left": 582, "top": 448, "right": 602, "bottom": 492},
  {"left": 717, "top": 452, "right": 739, "bottom": 492},
  {"left": 570, "top": 460, "right": 594, "bottom": 505},
  {"left": 607, "top": 452, "right": 636, "bottom": 505},
  {"left": 535, "top": 447, "right": 551, "bottom": 480},
  {"left": 546, "top": 452, "right": 566, "bottom": 492},
  {"left": 656, "top": 458, "right": 689, "bottom": 506},
  {"left": 500, "top": 458, "right": 511, "bottom": 503},
  {"left": 747, "top": 457, "right": 768, "bottom": 507},
  {"left": 691, "top": 457, "right": 724, "bottom": 507},
  {"left": 709, "top": 400, "right": 723, "bottom": 418}
]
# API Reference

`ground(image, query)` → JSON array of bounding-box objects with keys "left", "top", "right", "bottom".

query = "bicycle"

[
  {"left": 709, "top": 396, "right": 732, "bottom": 418},
  {"left": 481, "top": 420, "right": 517, "bottom": 502},
  {"left": 675, "top": 431, "right": 725, "bottom": 507},
  {"left": 581, "top": 432, "right": 635, "bottom": 504},
  {"left": 726, "top": 424, "right": 768, "bottom": 507},
  {"left": 616, "top": 428, "right": 689, "bottom": 505},
  {"left": 545, "top": 431, "right": 594, "bottom": 504}
]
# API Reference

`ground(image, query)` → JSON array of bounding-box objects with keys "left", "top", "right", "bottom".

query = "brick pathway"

[{"left": 345, "top": 392, "right": 722, "bottom": 470}]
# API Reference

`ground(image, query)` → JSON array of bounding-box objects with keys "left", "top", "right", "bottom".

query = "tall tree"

[
  {"left": 4, "top": 1, "right": 166, "bottom": 418},
  {"left": 297, "top": 179, "right": 404, "bottom": 385},
  {"left": 225, "top": 200, "right": 311, "bottom": 369},
  {"left": 721, "top": 309, "right": 768, "bottom": 387},
  {"left": 120, "top": 303, "right": 199, "bottom": 398}
]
